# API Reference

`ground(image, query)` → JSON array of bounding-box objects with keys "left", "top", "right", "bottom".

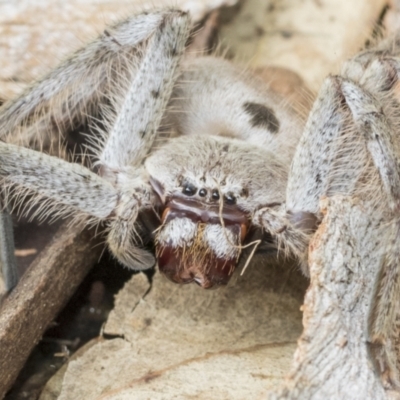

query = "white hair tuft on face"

[
  {"left": 204, "top": 224, "right": 239, "bottom": 260},
  {"left": 156, "top": 217, "right": 198, "bottom": 248}
]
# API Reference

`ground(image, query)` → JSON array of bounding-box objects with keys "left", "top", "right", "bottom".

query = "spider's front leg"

[
  {"left": 254, "top": 38, "right": 400, "bottom": 272},
  {"left": 252, "top": 75, "right": 361, "bottom": 272},
  {"left": 0, "top": 10, "right": 191, "bottom": 276},
  {"left": 97, "top": 11, "right": 190, "bottom": 269},
  {"left": 267, "top": 36, "right": 400, "bottom": 387},
  {"left": 0, "top": 10, "right": 182, "bottom": 292}
]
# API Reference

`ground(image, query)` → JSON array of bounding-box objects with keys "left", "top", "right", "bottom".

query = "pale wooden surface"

[
  {"left": 220, "top": 0, "right": 387, "bottom": 91},
  {"left": 0, "top": 225, "right": 102, "bottom": 399},
  {"left": 0, "top": 0, "right": 236, "bottom": 100},
  {"left": 0, "top": 0, "right": 387, "bottom": 97},
  {"left": 271, "top": 197, "right": 390, "bottom": 399},
  {"left": 56, "top": 265, "right": 305, "bottom": 400}
]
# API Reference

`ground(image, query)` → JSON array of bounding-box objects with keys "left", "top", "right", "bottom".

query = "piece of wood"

[
  {"left": 0, "top": 224, "right": 102, "bottom": 398},
  {"left": 0, "top": 0, "right": 237, "bottom": 100},
  {"left": 270, "top": 197, "right": 391, "bottom": 399},
  {"left": 46, "top": 259, "right": 307, "bottom": 400},
  {"left": 219, "top": 0, "right": 388, "bottom": 92}
]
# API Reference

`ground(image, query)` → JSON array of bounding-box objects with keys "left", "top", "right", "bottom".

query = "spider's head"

[
  {"left": 146, "top": 135, "right": 287, "bottom": 289},
  {"left": 152, "top": 188, "right": 249, "bottom": 288}
]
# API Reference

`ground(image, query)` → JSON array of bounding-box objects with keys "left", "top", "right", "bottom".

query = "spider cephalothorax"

[{"left": 146, "top": 135, "right": 288, "bottom": 288}]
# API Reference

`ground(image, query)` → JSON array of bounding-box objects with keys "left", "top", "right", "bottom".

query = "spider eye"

[
  {"left": 182, "top": 183, "right": 197, "bottom": 196},
  {"left": 211, "top": 190, "right": 220, "bottom": 200},
  {"left": 199, "top": 188, "right": 207, "bottom": 197},
  {"left": 225, "top": 192, "right": 236, "bottom": 205}
]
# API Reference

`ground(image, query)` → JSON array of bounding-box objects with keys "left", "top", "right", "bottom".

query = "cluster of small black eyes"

[{"left": 182, "top": 183, "right": 236, "bottom": 205}]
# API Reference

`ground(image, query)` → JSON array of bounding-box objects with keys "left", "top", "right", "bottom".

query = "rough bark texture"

[
  {"left": 0, "top": 224, "right": 102, "bottom": 398},
  {"left": 271, "top": 197, "right": 393, "bottom": 399}
]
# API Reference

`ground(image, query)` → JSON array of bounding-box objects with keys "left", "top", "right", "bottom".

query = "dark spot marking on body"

[
  {"left": 243, "top": 102, "right": 280, "bottom": 133},
  {"left": 264, "top": 202, "right": 281, "bottom": 208}
]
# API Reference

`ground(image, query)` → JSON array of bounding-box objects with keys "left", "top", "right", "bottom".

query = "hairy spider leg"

[{"left": 0, "top": 10, "right": 191, "bottom": 290}]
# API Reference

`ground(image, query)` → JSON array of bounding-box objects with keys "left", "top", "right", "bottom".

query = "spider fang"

[{"left": 156, "top": 195, "right": 249, "bottom": 288}]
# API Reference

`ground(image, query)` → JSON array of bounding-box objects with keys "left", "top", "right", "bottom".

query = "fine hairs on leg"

[{"left": 0, "top": 8, "right": 308, "bottom": 290}]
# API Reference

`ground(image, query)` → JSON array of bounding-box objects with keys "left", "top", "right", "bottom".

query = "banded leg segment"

[
  {"left": 0, "top": 11, "right": 175, "bottom": 148},
  {"left": 344, "top": 51, "right": 400, "bottom": 386},
  {"left": 100, "top": 11, "right": 191, "bottom": 171},
  {"left": 0, "top": 10, "right": 191, "bottom": 286},
  {"left": 285, "top": 76, "right": 357, "bottom": 216},
  {"left": 285, "top": 41, "right": 400, "bottom": 385},
  {"left": 0, "top": 142, "right": 118, "bottom": 222},
  {"left": 0, "top": 12, "right": 171, "bottom": 292},
  {"left": 265, "top": 76, "right": 360, "bottom": 270},
  {"left": 0, "top": 142, "right": 117, "bottom": 292},
  {"left": 102, "top": 11, "right": 191, "bottom": 270}
]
